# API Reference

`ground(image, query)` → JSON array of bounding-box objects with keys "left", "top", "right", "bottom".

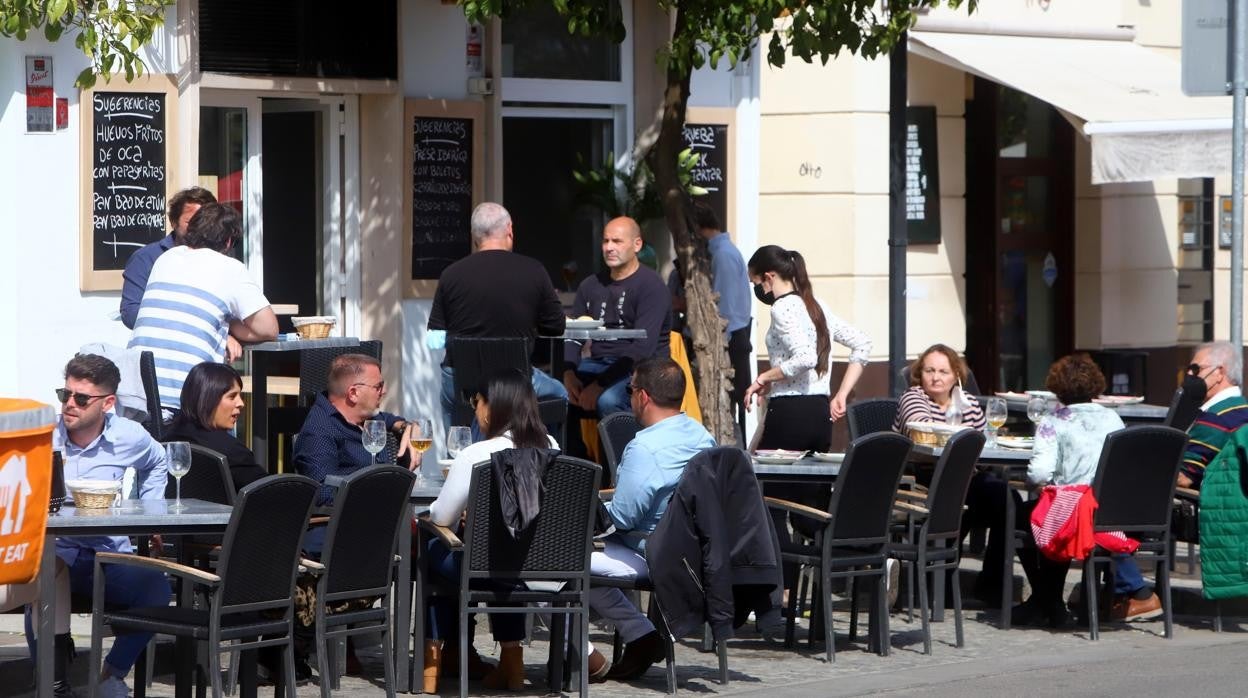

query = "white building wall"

[{"left": 0, "top": 10, "right": 180, "bottom": 401}]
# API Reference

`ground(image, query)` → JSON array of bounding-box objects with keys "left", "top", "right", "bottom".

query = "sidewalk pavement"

[{"left": 3, "top": 548, "right": 1244, "bottom": 696}]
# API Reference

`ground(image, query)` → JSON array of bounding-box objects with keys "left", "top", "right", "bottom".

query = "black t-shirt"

[
  {"left": 565, "top": 265, "right": 672, "bottom": 386},
  {"left": 428, "top": 250, "right": 566, "bottom": 363}
]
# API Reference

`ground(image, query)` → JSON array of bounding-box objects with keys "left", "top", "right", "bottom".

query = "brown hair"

[
  {"left": 747, "top": 245, "right": 830, "bottom": 376},
  {"left": 909, "top": 344, "right": 970, "bottom": 387},
  {"left": 1045, "top": 353, "right": 1106, "bottom": 405},
  {"left": 632, "top": 357, "right": 686, "bottom": 409},
  {"left": 65, "top": 354, "right": 121, "bottom": 394},
  {"left": 168, "top": 186, "right": 217, "bottom": 228},
  {"left": 327, "top": 354, "right": 382, "bottom": 397}
]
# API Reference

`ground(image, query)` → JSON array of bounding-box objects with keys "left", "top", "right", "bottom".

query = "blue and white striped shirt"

[{"left": 127, "top": 246, "right": 269, "bottom": 409}]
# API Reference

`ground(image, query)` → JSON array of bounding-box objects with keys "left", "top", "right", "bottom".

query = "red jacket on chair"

[{"left": 1030, "top": 484, "right": 1139, "bottom": 562}]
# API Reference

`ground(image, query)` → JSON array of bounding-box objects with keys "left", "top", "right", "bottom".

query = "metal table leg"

[
  {"left": 251, "top": 353, "right": 271, "bottom": 473},
  {"left": 36, "top": 534, "right": 55, "bottom": 698},
  {"left": 1000, "top": 466, "right": 1016, "bottom": 629},
  {"left": 395, "top": 503, "right": 413, "bottom": 693}
]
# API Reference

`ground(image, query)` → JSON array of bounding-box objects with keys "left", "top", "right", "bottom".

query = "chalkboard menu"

[
  {"left": 90, "top": 91, "right": 168, "bottom": 270},
  {"left": 905, "top": 106, "right": 942, "bottom": 245},
  {"left": 682, "top": 122, "right": 729, "bottom": 230},
  {"left": 410, "top": 116, "right": 474, "bottom": 280}
]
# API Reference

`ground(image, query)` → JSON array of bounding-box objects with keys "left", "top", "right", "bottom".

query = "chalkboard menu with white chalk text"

[
  {"left": 90, "top": 92, "right": 168, "bottom": 270},
  {"left": 682, "top": 122, "right": 729, "bottom": 231},
  {"left": 403, "top": 100, "right": 484, "bottom": 297},
  {"left": 905, "top": 106, "right": 941, "bottom": 245}
]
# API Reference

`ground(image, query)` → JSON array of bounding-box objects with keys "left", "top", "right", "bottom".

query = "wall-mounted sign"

[
  {"left": 25, "top": 56, "right": 53, "bottom": 133},
  {"left": 1042, "top": 252, "right": 1058, "bottom": 288},
  {"left": 1179, "top": 196, "right": 1202, "bottom": 250},
  {"left": 1219, "top": 195, "right": 1235, "bottom": 249},
  {"left": 905, "top": 106, "right": 942, "bottom": 245},
  {"left": 55, "top": 97, "right": 68, "bottom": 130},
  {"left": 682, "top": 122, "right": 729, "bottom": 232}
]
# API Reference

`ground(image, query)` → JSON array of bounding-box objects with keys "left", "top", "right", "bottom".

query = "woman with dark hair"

[
  {"left": 1012, "top": 354, "right": 1158, "bottom": 627},
  {"left": 423, "top": 371, "right": 561, "bottom": 693},
  {"left": 164, "top": 362, "right": 266, "bottom": 491},
  {"left": 743, "top": 244, "right": 872, "bottom": 450}
]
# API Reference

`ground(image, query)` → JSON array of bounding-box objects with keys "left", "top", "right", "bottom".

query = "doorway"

[{"left": 966, "top": 80, "right": 1075, "bottom": 393}]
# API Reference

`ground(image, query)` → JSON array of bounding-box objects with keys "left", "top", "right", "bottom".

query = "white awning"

[{"left": 909, "top": 31, "right": 1234, "bottom": 184}]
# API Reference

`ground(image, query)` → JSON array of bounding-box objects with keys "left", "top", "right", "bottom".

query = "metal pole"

[
  {"left": 1233, "top": 0, "right": 1246, "bottom": 348},
  {"left": 888, "top": 34, "right": 908, "bottom": 396}
]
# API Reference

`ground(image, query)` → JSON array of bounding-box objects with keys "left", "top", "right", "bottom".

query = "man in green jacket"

[{"left": 1178, "top": 341, "right": 1248, "bottom": 490}]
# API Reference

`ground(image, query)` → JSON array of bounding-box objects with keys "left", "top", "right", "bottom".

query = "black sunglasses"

[
  {"left": 626, "top": 383, "right": 639, "bottom": 396},
  {"left": 1187, "top": 363, "right": 1219, "bottom": 376},
  {"left": 55, "top": 388, "right": 112, "bottom": 407}
]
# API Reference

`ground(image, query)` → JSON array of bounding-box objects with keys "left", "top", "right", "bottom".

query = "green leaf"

[
  {"left": 75, "top": 67, "right": 97, "bottom": 89},
  {"left": 43, "top": 21, "right": 63, "bottom": 41}
]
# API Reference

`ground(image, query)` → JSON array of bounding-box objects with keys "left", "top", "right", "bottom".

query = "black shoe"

[
  {"left": 1009, "top": 599, "right": 1047, "bottom": 627},
  {"left": 604, "top": 631, "right": 665, "bottom": 681},
  {"left": 52, "top": 679, "right": 77, "bottom": 698},
  {"left": 257, "top": 649, "right": 312, "bottom": 686}
]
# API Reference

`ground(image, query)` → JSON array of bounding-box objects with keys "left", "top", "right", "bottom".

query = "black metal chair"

[
  {"left": 1163, "top": 385, "right": 1201, "bottom": 432},
  {"left": 889, "top": 429, "right": 985, "bottom": 654},
  {"left": 138, "top": 350, "right": 163, "bottom": 440},
  {"left": 1081, "top": 425, "right": 1189, "bottom": 640},
  {"left": 597, "top": 412, "right": 641, "bottom": 488},
  {"left": 847, "top": 398, "right": 900, "bottom": 440},
  {"left": 297, "top": 340, "right": 383, "bottom": 403},
  {"left": 767, "top": 432, "right": 913, "bottom": 662},
  {"left": 416, "top": 453, "right": 601, "bottom": 697},
  {"left": 165, "top": 444, "right": 235, "bottom": 506},
  {"left": 538, "top": 397, "right": 569, "bottom": 450},
  {"left": 303, "top": 465, "right": 415, "bottom": 698},
  {"left": 89, "top": 475, "right": 319, "bottom": 698},
  {"left": 447, "top": 337, "right": 534, "bottom": 426}
]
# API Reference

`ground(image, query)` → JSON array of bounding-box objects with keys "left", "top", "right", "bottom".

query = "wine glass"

[
  {"left": 409, "top": 418, "right": 433, "bottom": 483},
  {"left": 1026, "top": 395, "right": 1048, "bottom": 429},
  {"left": 446, "top": 426, "right": 472, "bottom": 460},
  {"left": 362, "top": 420, "right": 387, "bottom": 467},
  {"left": 985, "top": 398, "right": 1008, "bottom": 450},
  {"left": 165, "top": 441, "right": 191, "bottom": 511}
]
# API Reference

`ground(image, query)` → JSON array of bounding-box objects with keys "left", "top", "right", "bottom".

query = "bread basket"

[
  {"left": 906, "top": 422, "right": 969, "bottom": 447},
  {"left": 66, "top": 479, "right": 122, "bottom": 509},
  {"left": 291, "top": 316, "right": 337, "bottom": 339}
]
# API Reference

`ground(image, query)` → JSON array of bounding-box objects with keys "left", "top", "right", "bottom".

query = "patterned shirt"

[
  {"left": 764, "top": 295, "right": 871, "bottom": 398},
  {"left": 1028, "top": 402, "right": 1124, "bottom": 486},
  {"left": 291, "top": 392, "right": 405, "bottom": 505},
  {"left": 52, "top": 413, "right": 168, "bottom": 564},
  {"left": 1181, "top": 387, "right": 1248, "bottom": 489},
  {"left": 892, "top": 385, "right": 986, "bottom": 431},
  {"left": 128, "top": 246, "right": 270, "bottom": 409}
]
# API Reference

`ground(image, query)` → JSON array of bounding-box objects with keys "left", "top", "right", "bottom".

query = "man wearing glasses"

[
  {"left": 1178, "top": 341, "right": 1248, "bottom": 490},
  {"left": 50, "top": 354, "right": 169, "bottom": 698}
]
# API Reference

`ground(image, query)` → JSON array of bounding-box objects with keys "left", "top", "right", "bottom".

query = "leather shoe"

[
  {"left": 605, "top": 631, "right": 665, "bottom": 681},
  {"left": 1109, "top": 592, "right": 1162, "bottom": 621}
]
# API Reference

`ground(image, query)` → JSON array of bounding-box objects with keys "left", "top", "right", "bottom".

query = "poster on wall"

[
  {"left": 25, "top": 56, "right": 54, "bottom": 133},
  {"left": 78, "top": 74, "right": 179, "bottom": 291},
  {"left": 905, "top": 106, "right": 942, "bottom": 245},
  {"left": 683, "top": 106, "right": 736, "bottom": 239},
  {"left": 403, "top": 99, "right": 484, "bottom": 298}
]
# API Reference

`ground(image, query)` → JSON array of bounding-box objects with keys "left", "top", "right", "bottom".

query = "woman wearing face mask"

[{"left": 744, "top": 245, "right": 872, "bottom": 451}]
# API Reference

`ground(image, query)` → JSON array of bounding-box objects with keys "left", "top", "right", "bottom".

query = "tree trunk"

[{"left": 648, "top": 5, "right": 736, "bottom": 446}]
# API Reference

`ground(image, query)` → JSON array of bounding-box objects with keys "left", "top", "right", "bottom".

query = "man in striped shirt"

[
  {"left": 1178, "top": 341, "right": 1248, "bottom": 490},
  {"left": 128, "top": 203, "right": 277, "bottom": 414}
]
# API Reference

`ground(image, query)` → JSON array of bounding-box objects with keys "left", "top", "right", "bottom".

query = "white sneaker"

[{"left": 97, "top": 676, "right": 130, "bottom": 698}]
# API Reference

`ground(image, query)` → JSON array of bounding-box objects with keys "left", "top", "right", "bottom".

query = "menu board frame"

[
  {"left": 905, "top": 105, "right": 942, "bottom": 245},
  {"left": 403, "top": 98, "right": 485, "bottom": 299},
  {"left": 78, "top": 73, "right": 179, "bottom": 291},
  {"left": 684, "top": 106, "right": 736, "bottom": 240}
]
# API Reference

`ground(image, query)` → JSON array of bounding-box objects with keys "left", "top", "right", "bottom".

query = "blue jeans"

[
  {"left": 425, "top": 538, "right": 525, "bottom": 643},
  {"left": 572, "top": 357, "right": 631, "bottom": 417},
  {"left": 1110, "top": 554, "right": 1147, "bottom": 595},
  {"left": 440, "top": 365, "right": 568, "bottom": 432},
  {"left": 68, "top": 550, "right": 170, "bottom": 676}
]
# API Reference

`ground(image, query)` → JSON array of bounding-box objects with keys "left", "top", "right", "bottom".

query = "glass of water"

[
  {"left": 362, "top": 420, "right": 387, "bottom": 467},
  {"left": 446, "top": 426, "right": 472, "bottom": 460},
  {"left": 165, "top": 441, "right": 191, "bottom": 511},
  {"left": 1026, "top": 395, "right": 1048, "bottom": 427}
]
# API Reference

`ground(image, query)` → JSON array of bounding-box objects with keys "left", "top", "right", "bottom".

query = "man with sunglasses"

[
  {"left": 1178, "top": 341, "right": 1248, "bottom": 490},
  {"left": 49, "top": 354, "right": 169, "bottom": 698}
]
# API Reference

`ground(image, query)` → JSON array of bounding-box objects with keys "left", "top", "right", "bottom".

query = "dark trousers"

[
  {"left": 727, "top": 323, "right": 753, "bottom": 443},
  {"left": 962, "top": 471, "right": 1012, "bottom": 595},
  {"left": 426, "top": 538, "right": 526, "bottom": 643}
]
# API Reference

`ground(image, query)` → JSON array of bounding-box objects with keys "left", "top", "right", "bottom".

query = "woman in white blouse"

[
  {"left": 743, "top": 245, "right": 872, "bottom": 452},
  {"left": 423, "top": 371, "right": 559, "bottom": 693}
]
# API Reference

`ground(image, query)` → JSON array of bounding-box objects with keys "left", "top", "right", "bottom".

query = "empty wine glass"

[
  {"left": 446, "top": 426, "right": 472, "bottom": 460},
  {"left": 1026, "top": 395, "right": 1048, "bottom": 427},
  {"left": 409, "top": 417, "right": 433, "bottom": 483},
  {"left": 362, "top": 419, "right": 387, "bottom": 467},
  {"left": 985, "top": 397, "right": 1008, "bottom": 450},
  {"left": 165, "top": 441, "right": 191, "bottom": 511}
]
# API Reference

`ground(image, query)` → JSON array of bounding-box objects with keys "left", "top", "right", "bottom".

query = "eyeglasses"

[
  {"left": 1187, "top": 363, "right": 1220, "bottom": 377},
  {"left": 626, "top": 383, "right": 640, "bottom": 396},
  {"left": 55, "top": 388, "right": 112, "bottom": 407},
  {"left": 352, "top": 380, "right": 385, "bottom": 392}
]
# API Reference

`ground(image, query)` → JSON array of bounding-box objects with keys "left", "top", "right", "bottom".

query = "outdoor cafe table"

[
  {"left": 543, "top": 327, "right": 647, "bottom": 378},
  {"left": 752, "top": 456, "right": 842, "bottom": 483},
  {"left": 323, "top": 472, "right": 441, "bottom": 694},
  {"left": 909, "top": 443, "right": 1032, "bottom": 629},
  {"left": 245, "top": 336, "right": 360, "bottom": 471},
  {"left": 36, "top": 499, "right": 234, "bottom": 698},
  {"left": 997, "top": 394, "right": 1168, "bottom": 424}
]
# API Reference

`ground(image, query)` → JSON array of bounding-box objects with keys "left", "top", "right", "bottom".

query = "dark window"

[{"left": 199, "top": 0, "right": 397, "bottom": 79}]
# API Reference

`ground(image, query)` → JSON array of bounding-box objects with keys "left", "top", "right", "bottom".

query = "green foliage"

[
  {"left": 0, "top": 0, "right": 175, "bottom": 88},
  {"left": 572, "top": 148, "right": 707, "bottom": 223}
]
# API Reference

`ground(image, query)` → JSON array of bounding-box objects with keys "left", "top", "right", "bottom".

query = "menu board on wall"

[
  {"left": 905, "top": 106, "right": 942, "bottom": 245},
  {"left": 682, "top": 122, "right": 729, "bottom": 230},
  {"left": 403, "top": 99, "right": 484, "bottom": 298},
  {"left": 79, "top": 74, "right": 178, "bottom": 291}
]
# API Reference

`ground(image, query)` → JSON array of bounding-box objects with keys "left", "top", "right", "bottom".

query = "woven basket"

[
  {"left": 291, "top": 316, "right": 337, "bottom": 340},
  {"left": 908, "top": 428, "right": 942, "bottom": 446},
  {"left": 70, "top": 488, "right": 117, "bottom": 509}
]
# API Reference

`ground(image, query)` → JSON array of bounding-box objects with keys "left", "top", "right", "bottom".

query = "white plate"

[
  {"left": 1093, "top": 395, "right": 1145, "bottom": 406},
  {"left": 565, "top": 318, "right": 604, "bottom": 329},
  {"left": 437, "top": 458, "right": 455, "bottom": 468},
  {"left": 1025, "top": 390, "right": 1056, "bottom": 399},
  {"left": 810, "top": 452, "right": 844, "bottom": 463},
  {"left": 996, "top": 436, "right": 1034, "bottom": 450},
  {"left": 754, "top": 449, "right": 805, "bottom": 464}
]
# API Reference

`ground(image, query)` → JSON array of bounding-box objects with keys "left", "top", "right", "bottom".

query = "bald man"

[{"left": 563, "top": 217, "right": 672, "bottom": 418}]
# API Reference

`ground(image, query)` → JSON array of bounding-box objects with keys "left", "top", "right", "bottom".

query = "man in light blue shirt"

[
  {"left": 693, "top": 201, "right": 752, "bottom": 438},
  {"left": 49, "top": 354, "right": 170, "bottom": 698},
  {"left": 590, "top": 357, "right": 715, "bottom": 681}
]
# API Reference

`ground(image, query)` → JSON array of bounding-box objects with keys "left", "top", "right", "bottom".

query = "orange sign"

[{"left": 0, "top": 400, "right": 55, "bottom": 585}]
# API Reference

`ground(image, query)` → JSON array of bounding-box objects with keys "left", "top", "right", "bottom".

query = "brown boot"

[
  {"left": 481, "top": 645, "right": 525, "bottom": 691},
  {"left": 422, "top": 641, "right": 441, "bottom": 695}
]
